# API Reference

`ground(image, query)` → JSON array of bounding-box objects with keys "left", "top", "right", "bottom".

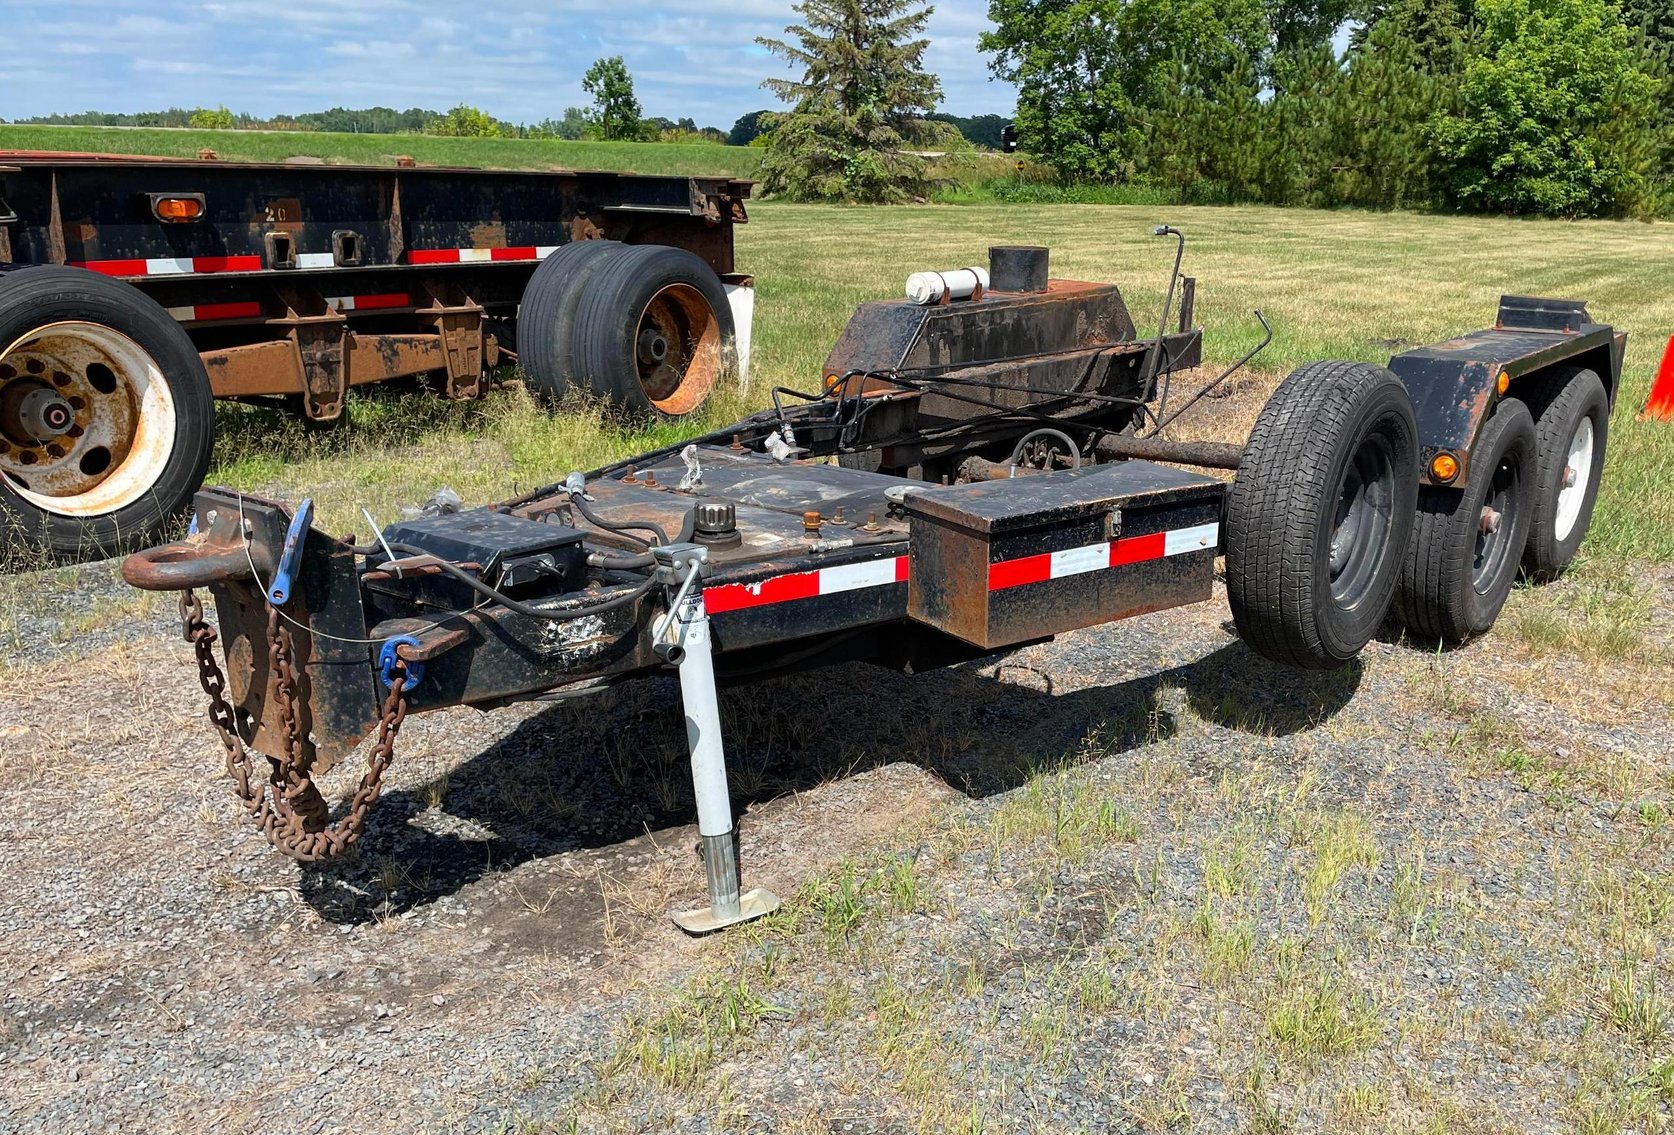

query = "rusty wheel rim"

[
  {"left": 633, "top": 283, "right": 720, "bottom": 416},
  {"left": 0, "top": 321, "right": 177, "bottom": 517}
]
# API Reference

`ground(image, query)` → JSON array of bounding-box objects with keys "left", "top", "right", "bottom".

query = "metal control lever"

[{"left": 653, "top": 543, "right": 781, "bottom": 934}]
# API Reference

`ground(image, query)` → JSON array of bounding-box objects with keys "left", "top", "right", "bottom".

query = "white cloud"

[{"left": 2, "top": 0, "right": 1016, "bottom": 127}]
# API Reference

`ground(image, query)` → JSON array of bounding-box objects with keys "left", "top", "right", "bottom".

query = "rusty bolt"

[
  {"left": 803, "top": 510, "right": 822, "bottom": 536},
  {"left": 833, "top": 506, "right": 846, "bottom": 524},
  {"left": 644, "top": 470, "right": 658, "bottom": 488},
  {"left": 622, "top": 464, "right": 639, "bottom": 484},
  {"left": 730, "top": 434, "right": 744, "bottom": 452},
  {"left": 865, "top": 512, "right": 880, "bottom": 532},
  {"left": 395, "top": 155, "right": 417, "bottom": 168}
]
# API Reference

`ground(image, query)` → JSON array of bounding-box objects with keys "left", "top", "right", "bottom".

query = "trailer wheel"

[
  {"left": 1226, "top": 361, "right": 1418, "bottom": 669},
  {"left": 570, "top": 244, "right": 734, "bottom": 417},
  {"left": 0, "top": 267, "right": 214, "bottom": 563},
  {"left": 516, "top": 240, "right": 626, "bottom": 404},
  {"left": 1395, "top": 400, "right": 1537, "bottom": 643},
  {"left": 1518, "top": 367, "right": 1608, "bottom": 582}
]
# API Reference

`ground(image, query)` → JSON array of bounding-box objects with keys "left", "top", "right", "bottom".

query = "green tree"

[
  {"left": 1352, "top": 0, "right": 1472, "bottom": 68},
  {"left": 981, "top": 0, "right": 1270, "bottom": 181},
  {"left": 530, "top": 107, "right": 592, "bottom": 140},
  {"left": 429, "top": 104, "right": 502, "bottom": 137},
  {"left": 1621, "top": 0, "right": 1674, "bottom": 39},
  {"left": 1430, "top": 0, "right": 1659, "bottom": 215},
  {"left": 1266, "top": 0, "right": 1362, "bottom": 53},
  {"left": 582, "top": 56, "right": 643, "bottom": 141},
  {"left": 188, "top": 105, "right": 235, "bottom": 130},
  {"left": 755, "top": 0, "right": 943, "bottom": 202},
  {"left": 728, "top": 110, "right": 777, "bottom": 146}
]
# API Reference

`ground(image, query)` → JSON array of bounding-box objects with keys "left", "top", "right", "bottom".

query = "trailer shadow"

[{"left": 295, "top": 637, "right": 1361, "bottom": 924}]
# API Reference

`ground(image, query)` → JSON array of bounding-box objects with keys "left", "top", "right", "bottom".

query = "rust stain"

[{"left": 468, "top": 216, "right": 507, "bottom": 248}]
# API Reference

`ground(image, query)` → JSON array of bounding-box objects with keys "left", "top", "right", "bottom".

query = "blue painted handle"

[{"left": 266, "top": 497, "right": 315, "bottom": 608}]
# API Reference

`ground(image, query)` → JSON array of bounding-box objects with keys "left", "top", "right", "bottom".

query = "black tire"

[
  {"left": 1226, "top": 360, "right": 1419, "bottom": 669},
  {"left": 0, "top": 266, "right": 214, "bottom": 564},
  {"left": 516, "top": 240, "right": 627, "bottom": 403},
  {"left": 1518, "top": 367, "right": 1609, "bottom": 582},
  {"left": 569, "top": 244, "right": 734, "bottom": 417},
  {"left": 1395, "top": 400, "right": 1537, "bottom": 643}
]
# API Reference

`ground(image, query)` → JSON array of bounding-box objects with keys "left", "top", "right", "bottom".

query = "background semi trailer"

[{"left": 0, "top": 151, "right": 754, "bottom": 560}]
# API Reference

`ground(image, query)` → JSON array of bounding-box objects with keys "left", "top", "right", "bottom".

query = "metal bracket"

[
  {"left": 650, "top": 541, "right": 711, "bottom": 586},
  {"left": 290, "top": 319, "right": 351, "bottom": 421},
  {"left": 423, "top": 302, "right": 487, "bottom": 399}
]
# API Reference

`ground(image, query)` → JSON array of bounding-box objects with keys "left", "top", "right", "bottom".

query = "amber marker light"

[
  {"left": 1430, "top": 452, "right": 1460, "bottom": 483},
  {"left": 149, "top": 194, "right": 206, "bottom": 223},
  {"left": 1496, "top": 370, "right": 1511, "bottom": 395}
]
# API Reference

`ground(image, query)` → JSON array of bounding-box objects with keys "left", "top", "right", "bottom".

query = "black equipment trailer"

[
  {"left": 124, "top": 232, "right": 1623, "bottom": 931},
  {"left": 0, "top": 151, "right": 754, "bottom": 560}
]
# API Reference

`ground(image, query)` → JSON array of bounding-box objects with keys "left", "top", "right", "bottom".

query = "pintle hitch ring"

[{"left": 122, "top": 541, "right": 254, "bottom": 592}]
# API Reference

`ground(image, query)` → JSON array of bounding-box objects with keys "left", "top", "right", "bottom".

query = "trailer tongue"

[{"left": 123, "top": 232, "right": 1622, "bottom": 932}]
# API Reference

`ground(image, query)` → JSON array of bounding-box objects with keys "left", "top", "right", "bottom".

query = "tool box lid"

[{"left": 903, "top": 460, "right": 1223, "bottom": 536}]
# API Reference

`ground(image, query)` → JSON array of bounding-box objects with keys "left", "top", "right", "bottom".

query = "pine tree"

[{"left": 756, "top": 0, "right": 942, "bottom": 202}]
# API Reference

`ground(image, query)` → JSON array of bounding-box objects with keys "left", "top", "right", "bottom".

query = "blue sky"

[{"left": 2, "top": 0, "right": 1018, "bottom": 129}]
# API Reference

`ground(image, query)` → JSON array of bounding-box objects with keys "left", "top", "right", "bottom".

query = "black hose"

[
  {"left": 386, "top": 543, "right": 657, "bottom": 622},
  {"left": 590, "top": 551, "right": 659, "bottom": 570},
  {"left": 570, "top": 494, "right": 668, "bottom": 546}
]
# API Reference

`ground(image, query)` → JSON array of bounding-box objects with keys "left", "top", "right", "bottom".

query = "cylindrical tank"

[
  {"left": 989, "top": 245, "right": 1050, "bottom": 293},
  {"left": 905, "top": 266, "right": 990, "bottom": 306}
]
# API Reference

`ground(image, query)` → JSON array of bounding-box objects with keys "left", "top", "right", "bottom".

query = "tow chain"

[{"left": 181, "top": 589, "right": 409, "bottom": 862}]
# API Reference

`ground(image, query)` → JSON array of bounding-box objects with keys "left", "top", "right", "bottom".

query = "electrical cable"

[{"left": 385, "top": 543, "right": 657, "bottom": 622}]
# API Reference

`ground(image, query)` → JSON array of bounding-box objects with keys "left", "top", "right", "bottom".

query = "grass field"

[
  {"left": 204, "top": 201, "right": 1674, "bottom": 567},
  {"left": 0, "top": 123, "right": 764, "bottom": 179}
]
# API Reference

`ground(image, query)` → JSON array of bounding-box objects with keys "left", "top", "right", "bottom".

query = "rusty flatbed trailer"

[
  {"left": 0, "top": 151, "right": 753, "bottom": 559},
  {"left": 124, "top": 234, "right": 1622, "bottom": 933}
]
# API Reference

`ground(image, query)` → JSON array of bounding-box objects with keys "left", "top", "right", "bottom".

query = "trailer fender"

[{"left": 1387, "top": 296, "right": 1622, "bottom": 488}]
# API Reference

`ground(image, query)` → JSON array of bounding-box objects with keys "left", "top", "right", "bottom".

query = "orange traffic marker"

[{"left": 1646, "top": 334, "right": 1674, "bottom": 421}]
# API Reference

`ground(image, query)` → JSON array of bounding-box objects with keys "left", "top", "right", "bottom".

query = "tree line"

[{"left": 984, "top": 0, "right": 1674, "bottom": 217}]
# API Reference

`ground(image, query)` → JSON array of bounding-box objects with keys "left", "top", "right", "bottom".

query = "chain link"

[{"left": 181, "top": 588, "right": 408, "bottom": 862}]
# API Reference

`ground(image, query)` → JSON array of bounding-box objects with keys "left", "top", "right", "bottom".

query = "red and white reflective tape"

[
  {"left": 326, "top": 292, "right": 413, "bottom": 313},
  {"left": 73, "top": 246, "right": 560, "bottom": 277},
  {"left": 166, "top": 293, "right": 415, "bottom": 322},
  {"left": 407, "top": 245, "right": 560, "bottom": 265},
  {"left": 703, "top": 555, "right": 910, "bottom": 615},
  {"left": 988, "top": 523, "right": 1219, "bottom": 591},
  {"left": 164, "top": 300, "right": 265, "bottom": 323},
  {"left": 71, "top": 255, "right": 263, "bottom": 278}
]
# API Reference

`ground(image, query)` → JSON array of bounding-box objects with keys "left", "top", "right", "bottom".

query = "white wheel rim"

[
  {"left": 1553, "top": 415, "right": 1594, "bottom": 543},
  {"left": 0, "top": 321, "right": 177, "bottom": 518}
]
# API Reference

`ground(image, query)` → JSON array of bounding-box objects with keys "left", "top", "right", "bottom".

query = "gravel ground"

[{"left": 1, "top": 559, "right": 1670, "bottom": 1134}]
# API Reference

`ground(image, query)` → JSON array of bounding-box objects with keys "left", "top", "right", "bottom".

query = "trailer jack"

[{"left": 656, "top": 543, "right": 781, "bottom": 934}]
